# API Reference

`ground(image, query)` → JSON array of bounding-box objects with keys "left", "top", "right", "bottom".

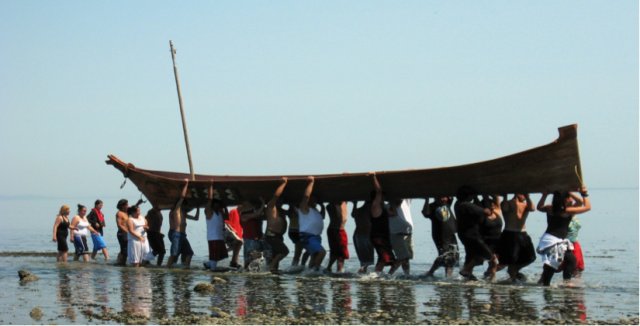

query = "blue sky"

[{"left": 0, "top": 1, "right": 637, "bottom": 198}]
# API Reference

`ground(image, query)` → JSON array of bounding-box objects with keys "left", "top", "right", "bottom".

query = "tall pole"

[{"left": 169, "top": 40, "right": 195, "bottom": 181}]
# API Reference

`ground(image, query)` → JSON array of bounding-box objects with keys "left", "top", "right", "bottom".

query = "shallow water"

[{"left": 0, "top": 189, "right": 637, "bottom": 324}]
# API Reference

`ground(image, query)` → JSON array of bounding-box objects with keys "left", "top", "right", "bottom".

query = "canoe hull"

[{"left": 106, "top": 125, "right": 582, "bottom": 209}]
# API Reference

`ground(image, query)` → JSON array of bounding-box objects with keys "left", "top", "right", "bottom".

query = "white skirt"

[{"left": 128, "top": 236, "right": 153, "bottom": 264}]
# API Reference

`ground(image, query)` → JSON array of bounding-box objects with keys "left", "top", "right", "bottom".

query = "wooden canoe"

[{"left": 106, "top": 124, "right": 583, "bottom": 210}]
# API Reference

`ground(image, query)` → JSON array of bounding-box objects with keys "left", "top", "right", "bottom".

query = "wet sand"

[{"left": 3, "top": 255, "right": 638, "bottom": 325}]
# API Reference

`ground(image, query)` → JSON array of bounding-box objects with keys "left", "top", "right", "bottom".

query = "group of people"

[
  {"left": 52, "top": 174, "right": 591, "bottom": 286},
  {"left": 52, "top": 200, "right": 109, "bottom": 263}
]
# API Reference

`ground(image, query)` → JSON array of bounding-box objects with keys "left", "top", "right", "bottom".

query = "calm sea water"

[{"left": 0, "top": 188, "right": 637, "bottom": 324}]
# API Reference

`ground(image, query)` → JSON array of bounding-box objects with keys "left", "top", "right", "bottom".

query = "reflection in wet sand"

[
  {"left": 330, "top": 280, "right": 353, "bottom": 320},
  {"left": 542, "top": 288, "right": 588, "bottom": 323},
  {"left": 121, "top": 269, "right": 152, "bottom": 318},
  {"left": 50, "top": 264, "right": 626, "bottom": 324},
  {"left": 150, "top": 271, "right": 168, "bottom": 319},
  {"left": 171, "top": 272, "right": 193, "bottom": 317},
  {"left": 295, "top": 277, "right": 328, "bottom": 318},
  {"left": 56, "top": 269, "right": 76, "bottom": 322}
]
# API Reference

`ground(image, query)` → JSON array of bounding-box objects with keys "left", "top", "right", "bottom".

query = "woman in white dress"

[{"left": 127, "top": 205, "right": 151, "bottom": 267}]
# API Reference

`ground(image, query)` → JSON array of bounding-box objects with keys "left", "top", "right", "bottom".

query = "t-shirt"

[
  {"left": 454, "top": 200, "right": 485, "bottom": 238},
  {"left": 297, "top": 207, "right": 324, "bottom": 235},
  {"left": 388, "top": 199, "right": 413, "bottom": 235},
  {"left": 567, "top": 217, "right": 581, "bottom": 242},
  {"left": 426, "top": 203, "right": 457, "bottom": 247},
  {"left": 240, "top": 210, "right": 263, "bottom": 240},
  {"left": 206, "top": 212, "right": 225, "bottom": 241}
]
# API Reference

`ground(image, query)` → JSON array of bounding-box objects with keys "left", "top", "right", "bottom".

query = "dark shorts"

[
  {"left": 299, "top": 232, "right": 325, "bottom": 255},
  {"left": 371, "top": 235, "right": 395, "bottom": 266},
  {"left": 73, "top": 235, "right": 89, "bottom": 256},
  {"left": 327, "top": 228, "right": 349, "bottom": 259},
  {"left": 265, "top": 234, "right": 289, "bottom": 258},
  {"left": 484, "top": 237, "right": 500, "bottom": 253},
  {"left": 169, "top": 230, "right": 194, "bottom": 257},
  {"left": 288, "top": 229, "right": 300, "bottom": 244},
  {"left": 56, "top": 232, "right": 68, "bottom": 252},
  {"left": 117, "top": 230, "right": 128, "bottom": 257},
  {"left": 459, "top": 233, "right": 493, "bottom": 263},
  {"left": 496, "top": 230, "right": 536, "bottom": 266},
  {"left": 353, "top": 233, "right": 374, "bottom": 266},
  {"left": 147, "top": 231, "right": 166, "bottom": 256},
  {"left": 208, "top": 240, "right": 229, "bottom": 261}
]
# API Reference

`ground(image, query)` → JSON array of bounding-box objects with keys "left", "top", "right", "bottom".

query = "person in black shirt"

[
  {"left": 454, "top": 186, "right": 494, "bottom": 281},
  {"left": 422, "top": 196, "right": 459, "bottom": 278},
  {"left": 370, "top": 174, "right": 396, "bottom": 273},
  {"left": 479, "top": 196, "right": 503, "bottom": 280},
  {"left": 536, "top": 186, "right": 591, "bottom": 286}
]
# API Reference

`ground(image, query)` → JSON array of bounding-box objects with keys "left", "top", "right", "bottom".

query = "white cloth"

[
  {"left": 537, "top": 233, "right": 574, "bottom": 270},
  {"left": 388, "top": 199, "right": 414, "bottom": 235},
  {"left": 297, "top": 207, "right": 324, "bottom": 235},
  {"left": 128, "top": 217, "right": 152, "bottom": 264},
  {"left": 206, "top": 212, "right": 225, "bottom": 241},
  {"left": 75, "top": 218, "right": 91, "bottom": 237}
]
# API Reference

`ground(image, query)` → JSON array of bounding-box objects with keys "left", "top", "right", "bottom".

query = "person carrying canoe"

[
  {"left": 422, "top": 196, "right": 459, "bottom": 278},
  {"left": 145, "top": 207, "right": 166, "bottom": 266},
  {"left": 264, "top": 177, "right": 290, "bottom": 274},
  {"left": 454, "top": 185, "right": 495, "bottom": 281},
  {"left": 351, "top": 194, "right": 375, "bottom": 274},
  {"left": 325, "top": 201, "right": 350, "bottom": 273},
  {"left": 166, "top": 180, "right": 194, "bottom": 268},
  {"left": 536, "top": 186, "right": 591, "bottom": 286},
  {"left": 297, "top": 176, "right": 326, "bottom": 271},
  {"left": 370, "top": 174, "right": 396, "bottom": 273},
  {"left": 495, "top": 193, "right": 536, "bottom": 282}
]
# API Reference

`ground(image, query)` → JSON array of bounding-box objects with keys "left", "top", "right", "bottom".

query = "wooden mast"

[{"left": 169, "top": 40, "right": 195, "bottom": 181}]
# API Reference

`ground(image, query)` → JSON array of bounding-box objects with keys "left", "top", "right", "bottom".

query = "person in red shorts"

[
  {"left": 326, "top": 201, "right": 350, "bottom": 273},
  {"left": 568, "top": 215, "right": 585, "bottom": 277},
  {"left": 370, "top": 174, "right": 396, "bottom": 273},
  {"left": 225, "top": 208, "right": 244, "bottom": 269}
]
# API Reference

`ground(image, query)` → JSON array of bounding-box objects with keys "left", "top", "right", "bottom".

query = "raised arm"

[
  {"left": 351, "top": 201, "right": 360, "bottom": 218},
  {"left": 566, "top": 186, "right": 591, "bottom": 215},
  {"left": 222, "top": 206, "right": 229, "bottom": 220},
  {"left": 421, "top": 198, "right": 433, "bottom": 218},
  {"left": 318, "top": 202, "right": 326, "bottom": 218},
  {"left": 537, "top": 192, "right": 550, "bottom": 213},
  {"left": 371, "top": 174, "right": 383, "bottom": 218},
  {"left": 240, "top": 202, "right": 265, "bottom": 222},
  {"left": 299, "top": 176, "right": 315, "bottom": 213},
  {"left": 268, "top": 177, "right": 288, "bottom": 210},
  {"left": 205, "top": 183, "right": 214, "bottom": 220},
  {"left": 175, "top": 179, "right": 190, "bottom": 210},
  {"left": 568, "top": 192, "right": 584, "bottom": 206},
  {"left": 525, "top": 194, "right": 535, "bottom": 212}
]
